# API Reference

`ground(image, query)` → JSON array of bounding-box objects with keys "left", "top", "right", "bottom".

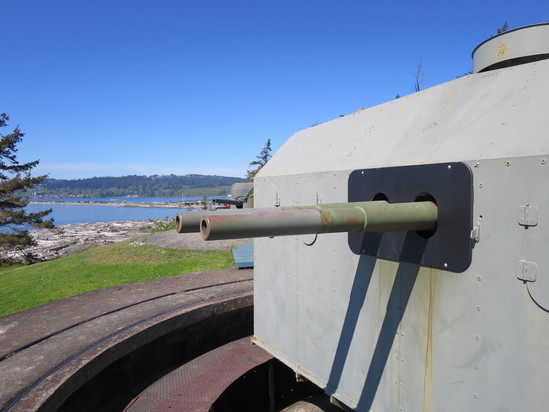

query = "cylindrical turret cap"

[{"left": 472, "top": 23, "right": 549, "bottom": 73}]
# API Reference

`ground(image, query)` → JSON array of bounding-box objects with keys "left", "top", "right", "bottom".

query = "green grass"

[
  {"left": 140, "top": 217, "right": 177, "bottom": 233},
  {"left": 0, "top": 240, "right": 235, "bottom": 316}
]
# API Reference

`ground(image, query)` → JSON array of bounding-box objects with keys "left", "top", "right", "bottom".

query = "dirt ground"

[{"left": 141, "top": 229, "right": 252, "bottom": 251}]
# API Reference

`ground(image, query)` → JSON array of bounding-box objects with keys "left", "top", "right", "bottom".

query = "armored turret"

[{"left": 177, "top": 23, "right": 549, "bottom": 411}]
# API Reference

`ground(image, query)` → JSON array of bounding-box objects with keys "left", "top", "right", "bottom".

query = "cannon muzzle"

[
  {"left": 176, "top": 208, "right": 281, "bottom": 233},
  {"left": 199, "top": 201, "right": 437, "bottom": 240}
]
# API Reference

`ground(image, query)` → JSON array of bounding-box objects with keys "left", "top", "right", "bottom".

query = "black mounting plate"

[{"left": 348, "top": 162, "right": 473, "bottom": 273}]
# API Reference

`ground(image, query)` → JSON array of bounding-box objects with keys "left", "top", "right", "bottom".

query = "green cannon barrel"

[
  {"left": 200, "top": 201, "right": 438, "bottom": 240},
  {"left": 176, "top": 208, "right": 280, "bottom": 233}
]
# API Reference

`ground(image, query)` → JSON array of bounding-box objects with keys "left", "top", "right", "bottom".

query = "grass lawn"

[{"left": 0, "top": 240, "right": 235, "bottom": 316}]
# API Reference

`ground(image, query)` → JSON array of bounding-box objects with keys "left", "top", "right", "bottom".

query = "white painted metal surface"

[
  {"left": 259, "top": 59, "right": 549, "bottom": 178},
  {"left": 472, "top": 23, "right": 549, "bottom": 73},
  {"left": 252, "top": 25, "right": 549, "bottom": 412}
]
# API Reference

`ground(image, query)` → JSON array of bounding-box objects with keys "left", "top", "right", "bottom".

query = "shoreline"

[{"left": 7, "top": 220, "right": 250, "bottom": 263}]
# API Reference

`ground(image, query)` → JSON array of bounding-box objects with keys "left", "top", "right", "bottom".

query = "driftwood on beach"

[
  {"left": 8, "top": 221, "right": 156, "bottom": 262},
  {"left": 8, "top": 219, "right": 252, "bottom": 263}
]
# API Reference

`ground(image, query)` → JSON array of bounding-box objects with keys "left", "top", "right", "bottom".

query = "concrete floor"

[{"left": 0, "top": 268, "right": 253, "bottom": 411}]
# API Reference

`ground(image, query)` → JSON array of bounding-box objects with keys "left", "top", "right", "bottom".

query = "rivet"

[
  {"left": 447, "top": 164, "right": 452, "bottom": 169},
  {"left": 474, "top": 364, "right": 479, "bottom": 370},
  {"left": 473, "top": 393, "right": 479, "bottom": 399},
  {"left": 443, "top": 263, "right": 448, "bottom": 268},
  {"left": 400, "top": 381, "right": 404, "bottom": 387},
  {"left": 476, "top": 305, "right": 481, "bottom": 311},
  {"left": 475, "top": 335, "right": 480, "bottom": 341},
  {"left": 479, "top": 183, "right": 484, "bottom": 188},
  {"left": 505, "top": 161, "right": 510, "bottom": 167},
  {"left": 541, "top": 159, "right": 546, "bottom": 165},
  {"left": 477, "top": 276, "right": 482, "bottom": 282},
  {"left": 474, "top": 162, "right": 480, "bottom": 168}
]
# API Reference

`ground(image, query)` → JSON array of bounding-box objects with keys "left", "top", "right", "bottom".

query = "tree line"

[
  {"left": 33, "top": 174, "right": 247, "bottom": 198},
  {"left": 1, "top": 113, "right": 248, "bottom": 264}
]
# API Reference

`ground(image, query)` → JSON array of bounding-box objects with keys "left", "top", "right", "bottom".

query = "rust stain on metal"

[
  {"left": 318, "top": 208, "right": 334, "bottom": 229},
  {"left": 344, "top": 216, "right": 363, "bottom": 232},
  {"left": 124, "top": 337, "right": 273, "bottom": 412},
  {"left": 496, "top": 41, "right": 508, "bottom": 58},
  {"left": 423, "top": 270, "right": 435, "bottom": 412}
]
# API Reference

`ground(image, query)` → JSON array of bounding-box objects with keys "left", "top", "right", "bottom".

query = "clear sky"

[{"left": 2, "top": 1, "right": 548, "bottom": 179}]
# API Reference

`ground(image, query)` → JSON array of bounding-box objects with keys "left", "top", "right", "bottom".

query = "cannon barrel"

[
  {"left": 176, "top": 208, "right": 280, "bottom": 233},
  {"left": 200, "top": 200, "right": 437, "bottom": 240},
  {"left": 211, "top": 198, "right": 245, "bottom": 208}
]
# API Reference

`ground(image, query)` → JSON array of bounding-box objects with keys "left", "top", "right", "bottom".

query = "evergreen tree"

[
  {"left": 247, "top": 139, "right": 272, "bottom": 181},
  {"left": 0, "top": 113, "right": 53, "bottom": 265}
]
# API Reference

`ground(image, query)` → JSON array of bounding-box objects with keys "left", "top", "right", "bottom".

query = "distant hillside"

[{"left": 33, "top": 174, "right": 247, "bottom": 198}]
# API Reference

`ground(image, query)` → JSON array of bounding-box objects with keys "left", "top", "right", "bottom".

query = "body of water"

[{"left": 25, "top": 197, "right": 195, "bottom": 227}]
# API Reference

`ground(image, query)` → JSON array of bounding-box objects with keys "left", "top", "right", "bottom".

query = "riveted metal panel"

[{"left": 254, "top": 156, "right": 549, "bottom": 411}]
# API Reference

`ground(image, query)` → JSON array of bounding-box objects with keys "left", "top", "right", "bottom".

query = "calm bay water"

[{"left": 25, "top": 197, "right": 199, "bottom": 227}]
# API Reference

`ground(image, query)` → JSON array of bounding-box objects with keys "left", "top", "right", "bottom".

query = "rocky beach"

[
  {"left": 22, "top": 221, "right": 156, "bottom": 261},
  {"left": 10, "top": 220, "right": 251, "bottom": 262},
  {"left": 5, "top": 199, "right": 249, "bottom": 263}
]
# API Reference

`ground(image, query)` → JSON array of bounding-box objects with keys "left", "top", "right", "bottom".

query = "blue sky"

[{"left": 2, "top": 1, "right": 548, "bottom": 179}]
